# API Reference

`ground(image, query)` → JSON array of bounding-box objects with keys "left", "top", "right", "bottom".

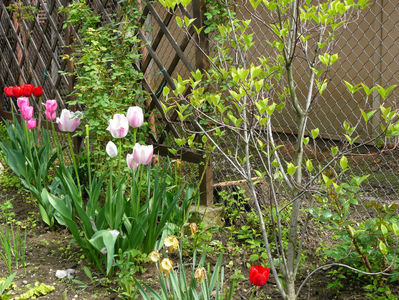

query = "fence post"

[{"left": 193, "top": 0, "right": 213, "bottom": 206}]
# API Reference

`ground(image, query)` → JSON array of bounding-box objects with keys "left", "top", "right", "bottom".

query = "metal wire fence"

[{"left": 210, "top": 1, "right": 399, "bottom": 202}]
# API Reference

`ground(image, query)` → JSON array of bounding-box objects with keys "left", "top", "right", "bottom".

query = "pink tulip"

[
  {"left": 17, "top": 97, "right": 29, "bottom": 111},
  {"left": 133, "top": 143, "right": 153, "bottom": 165},
  {"left": 56, "top": 109, "right": 82, "bottom": 132},
  {"left": 126, "top": 106, "right": 144, "bottom": 128},
  {"left": 107, "top": 114, "right": 129, "bottom": 138},
  {"left": 45, "top": 110, "right": 56, "bottom": 121},
  {"left": 21, "top": 105, "right": 33, "bottom": 121},
  {"left": 126, "top": 153, "right": 138, "bottom": 170},
  {"left": 27, "top": 118, "right": 37, "bottom": 130},
  {"left": 44, "top": 100, "right": 57, "bottom": 113}
]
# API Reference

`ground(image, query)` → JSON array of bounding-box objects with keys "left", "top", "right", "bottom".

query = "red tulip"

[
  {"left": 4, "top": 87, "right": 14, "bottom": 97},
  {"left": 32, "top": 86, "right": 43, "bottom": 97},
  {"left": 13, "top": 86, "right": 23, "bottom": 97},
  {"left": 249, "top": 265, "right": 270, "bottom": 287},
  {"left": 22, "top": 84, "right": 34, "bottom": 97}
]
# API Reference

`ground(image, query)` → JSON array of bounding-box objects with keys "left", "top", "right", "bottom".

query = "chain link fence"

[{"left": 209, "top": 1, "right": 399, "bottom": 202}]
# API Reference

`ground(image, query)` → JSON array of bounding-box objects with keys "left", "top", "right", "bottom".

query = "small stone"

[{"left": 55, "top": 270, "right": 68, "bottom": 279}]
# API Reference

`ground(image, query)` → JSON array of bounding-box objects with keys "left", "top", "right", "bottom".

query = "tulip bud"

[
  {"left": 106, "top": 141, "right": 118, "bottom": 158},
  {"left": 45, "top": 110, "right": 56, "bottom": 121},
  {"left": 127, "top": 106, "right": 144, "bottom": 128},
  {"left": 249, "top": 265, "right": 270, "bottom": 287},
  {"left": 126, "top": 153, "right": 138, "bottom": 170},
  {"left": 32, "top": 86, "right": 43, "bottom": 97},
  {"left": 56, "top": 109, "right": 82, "bottom": 132},
  {"left": 4, "top": 87, "right": 14, "bottom": 97},
  {"left": 21, "top": 105, "right": 33, "bottom": 121},
  {"left": 22, "top": 84, "right": 33, "bottom": 97},
  {"left": 160, "top": 258, "right": 173, "bottom": 275},
  {"left": 107, "top": 114, "right": 129, "bottom": 138},
  {"left": 194, "top": 267, "right": 206, "bottom": 283},
  {"left": 27, "top": 118, "right": 37, "bottom": 130},
  {"left": 148, "top": 251, "right": 160, "bottom": 263},
  {"left": 133, "top": 143, "right": 153, "bottom": 166},
  {"left": 13, "top": 86, "right": 23, "bottom": 97},
  {"left": 190, "top": 223, "right": 198, "bottom": 236},
  {"left": 44, "top": 99, "right": 57, "bottom": 113},
  {"left": 17, "top": 97, "right": 29, "bottom": 111},
  {"left": 164, "top": 235, "right": 179, "bottom": 253}
]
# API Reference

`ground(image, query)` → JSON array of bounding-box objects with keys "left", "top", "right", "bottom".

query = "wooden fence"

[{"left": 0, "top": 0, "right": 214, "bottom": 205}]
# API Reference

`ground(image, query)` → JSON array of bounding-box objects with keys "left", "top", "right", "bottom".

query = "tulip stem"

[
  {"left": 249, "top": 286, "right": 256, "bottom": 300},
  {"left": 67, "top": 132, "right": 81, "bottom": 196},
  {"left": 85, "top": 125, "right": 92, "bottom": 186},
  {"left": 50, "top": 121, "right": 64, "bottom": 165},
  {"left": 133, "top": 128, "right": 137, "bottom": 146},
  {"left": 117, "top": 139, "right": 122, "bottom": 174}
]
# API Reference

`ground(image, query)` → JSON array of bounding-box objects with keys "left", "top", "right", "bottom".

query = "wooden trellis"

[{"left": 0, "top": 0, "right": 213, "bottom": 205}]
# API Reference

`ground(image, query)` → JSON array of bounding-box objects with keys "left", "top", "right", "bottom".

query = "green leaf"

[
  {"left": 306, "top": 159, "right": 313, "bottom": 172},
  {"left": 360, "top": 109, "right": 376, "bottom": 123},
  {"left": 287, "top": 163, "right": 299, "bottom": 176},
  {"left": 311, "top": 128, "right": 320, "bottom": 139},
  {"left": 380, "top": 224, "right": 388, "bottom": 236},
  {"left": 331, "top": 146, "right": 338, "bottom": 156},
  {"left": 344, "top": 81, "right": 361, "bottom": 94},
  {"left": 175, "top": 16, "right": 183, "bottom": 28},
  {"left": 379, "top": 240, "right": 388, "bottom": 255},
  {"left": 376, "top": 84, "right": 397, "bottom": 100},
  {"left": 392, "top": 223, "right": 399, "bottom": 236},
  {"left": 340, "top": 155, "right": 348, "bottom": 170},
  {"left": 302, "top": 137, "right": 309, "bottom": 145}
]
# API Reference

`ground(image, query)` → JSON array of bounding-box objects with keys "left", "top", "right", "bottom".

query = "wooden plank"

[
  {"left": 141, "top": 5, "right": 174, "bottom": 73},
  {"left": 146, "top": 3, "right": 194, "bottom": 72},
  {"left": 138, "top": 30, "right": 177, "bottom": 90},
  {"left": 154, "top": 143, "right": 202, "bottom": 163},
  {"left": 192, "top": 0, "right": 212, "bottom": 206}
]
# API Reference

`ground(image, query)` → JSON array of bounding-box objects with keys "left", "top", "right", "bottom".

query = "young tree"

[{"left": 157, "top": 0, "right": 398, "bottom": 299}]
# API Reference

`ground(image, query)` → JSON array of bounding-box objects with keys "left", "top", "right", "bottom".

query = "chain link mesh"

[{"left": 209, "top": 2, "right": 399, "bottom": 202}]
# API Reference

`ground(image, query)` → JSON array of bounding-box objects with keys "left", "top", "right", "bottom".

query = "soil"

[{"left": 0, "top": 174, "right": 398, "bottom": 299}]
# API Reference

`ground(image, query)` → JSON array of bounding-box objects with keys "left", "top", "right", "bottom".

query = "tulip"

[
  {"left": 44, "top": 99, "right": 57, "bottom": 113},
  {"left": 126, "top": 153, "right": 138, "bottom": 170},
  {"left": 22, "top": 84, "right": 34, "bottom": 97},
  {"left": 160, "top": 258, "right": 173, "bottom": 275},
  {"left": 21, "top": 105, "right": 33, "bottom": 121},
  {"left": 32, "top": 86, "right": 43, "bottom": 97},
  {"left": 106, "top": 141, "right": 118, "bottom": 158},
  {"left": 148, "top": 251, "right": 160, "bottom": 263},
  {"left": 164, "top": 235, "right": 179, "bottom": 253},
  {"left": 45, "top": 110, "right": 56, "bottom": 121},
  {"left": 27, "top": 118, "right": 37, "bottom": 130},
  {"left": 56, "top": 109, "right": 82, "bottom": 132},
  {"left": 107, "top": 114, "right": 129, "bottom": 138},
  {"left": 190, "top": 223, "right": 198, "bottom": 235},
  {"left": 17, "top": 97, "right": 29, "bottom": 111},
  {"left": 126, "top": 106, "right": 144, "bottom": 128},
  {"left": 4, "top": 87, "right": 13, "bottom": 97},
  {"left": 133, "top": 143, "right": 153, "bottom": 165},
  {"left": 194, "top": 267, "right": 206, "bottom": 283},
  {"left": 249, "top": 265, "right": 270, "bottom": 287},
  {"left": 13, "top": 86, "right": 23, "bottom": 97}
]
